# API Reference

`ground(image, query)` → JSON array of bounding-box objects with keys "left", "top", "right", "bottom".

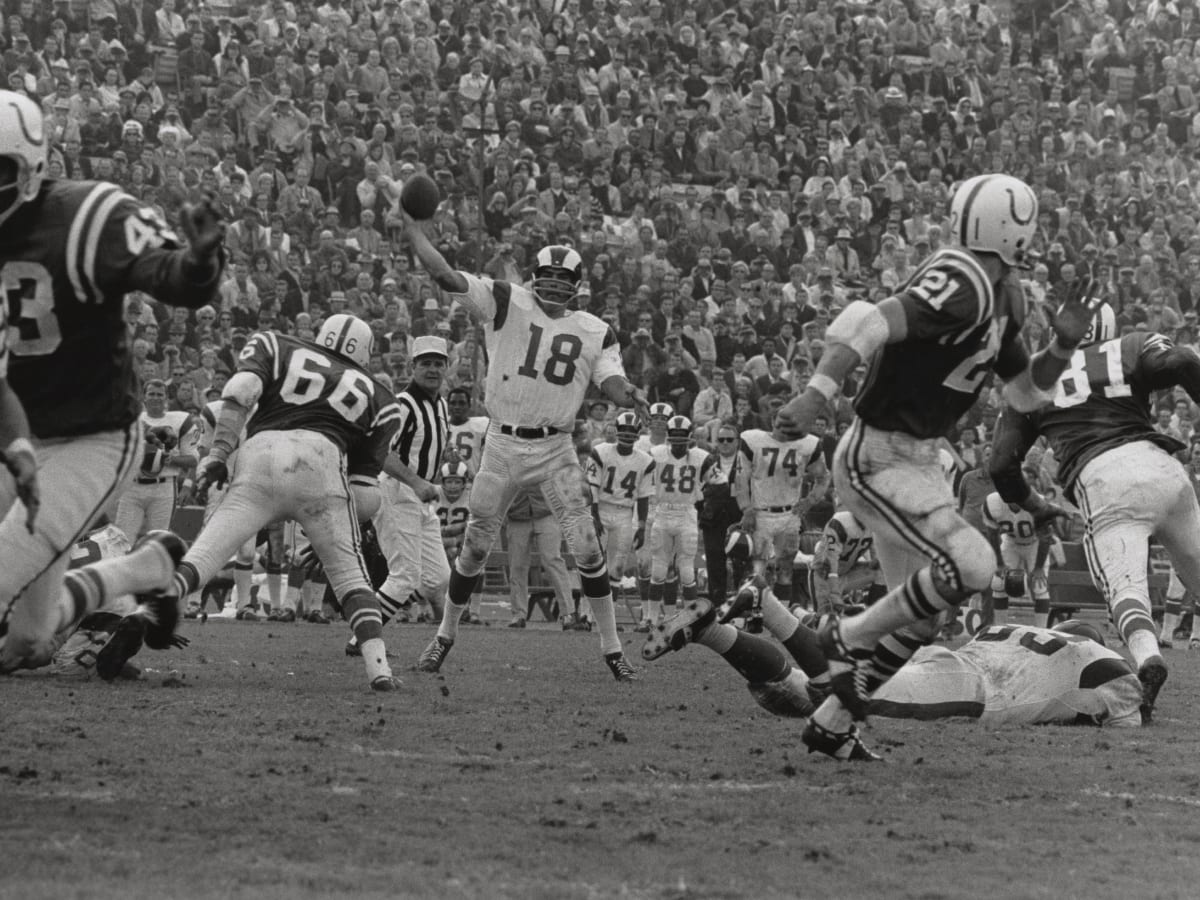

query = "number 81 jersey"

[
  {"left": 237, "top": 331, "right": 401, "bottom": 459},
  {"left": 450, "top": 273, "right": 625, "bottom": 431}
]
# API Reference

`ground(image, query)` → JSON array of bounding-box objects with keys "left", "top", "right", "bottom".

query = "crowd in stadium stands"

[{"left": 18, "top": 0, "right": 1200, "bottom": 483}]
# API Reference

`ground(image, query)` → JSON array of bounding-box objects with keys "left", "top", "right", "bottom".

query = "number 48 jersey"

[
  {"left": 449, "top": 273, "right": 625, "bottom": 430},
  {"left": 650, "top": 445, "right": 718, "bottom": 512},
  {"left": 237, "top": 331, "right": 401, "bottom": 472}
]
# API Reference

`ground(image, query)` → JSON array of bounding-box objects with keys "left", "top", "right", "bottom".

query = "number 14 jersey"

[{"left": 450, "top": 273, "right": 625, "bottom": 430}]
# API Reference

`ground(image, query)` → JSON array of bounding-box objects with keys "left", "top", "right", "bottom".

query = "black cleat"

[
  {"left": 801, "top": 720, "right": 881, "bottom": 762},
  {"left": 1138, "top": 656, "right": 1168, "bottom": 723},
  {"left": 133, "top": 530, "right": 187, "bottom": 651},
  {"left": 95, "top": 615, "right": 147, "bottom": 682},
  {"left": 417, "top": 635, "right": 453, "bottom": 672},
  {"left": 818, "top": 618, "right": 874, "bottom": 721},
  {"left": 605, "top": 652, "right": 639, "bottom": 682}
]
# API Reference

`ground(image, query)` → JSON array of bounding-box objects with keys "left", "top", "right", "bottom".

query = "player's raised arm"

[
  {"left": 0, "top": 378, "right": 38, "bottom": 533},
  {"left": 399, "top": 209, "right": 469, "bottom": 296}
]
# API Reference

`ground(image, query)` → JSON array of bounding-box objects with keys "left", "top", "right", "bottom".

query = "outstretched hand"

[
  {"left": 179, "top": 194, "right": 227, "bottom": 262},
  {"left": 1052, "top": 276, "right": 1105, "bottom": 349}
]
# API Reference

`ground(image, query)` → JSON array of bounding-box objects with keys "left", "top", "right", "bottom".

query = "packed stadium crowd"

[{"left": 7, "top": 0, "right": 1200, "bottom": 758}]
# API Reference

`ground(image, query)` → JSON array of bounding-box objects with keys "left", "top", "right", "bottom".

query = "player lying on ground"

[
  {"left": 990, "top": 302, "right": 1200, "bottom": 721},
  {"left": 0, "top": 90, "right": 226, "bottom": 674},
  {"left": 401, "top": 210, "right": 648, "bottom": 681},
  {"left": 772, "top": 173, "right": 1102, "bottom": 758}
]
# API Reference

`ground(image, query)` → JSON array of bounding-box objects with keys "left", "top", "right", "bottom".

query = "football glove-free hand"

[
  {"left": 180, "top": 193, "right": 227, "bottom": 263},
  {"left": 2, "top": 443, "right": 39, "bottom": 534},
  {"left": 195, "top": 457, "right": 229, "bottom": 499},
  {"left": 1052, "top": 276, "right": 1105, "bottom": 350},
  {"left": 164, "top": 633, "right": 190, "bottom": 649},
  {"left": 296, "top": 544, "right": 325, "bottom": 581}
]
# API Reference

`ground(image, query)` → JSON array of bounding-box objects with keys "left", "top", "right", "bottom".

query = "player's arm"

[
  {"left": 798, "top": 448, "right": 830, "bottom": 517},
  {"left": 988, "top": 405, "right": 1068, "bottom": 528},
  {"left": 85, "top": 190, "right": 227, "bottom": 310},
  {"left": 1139, "top": 334, "right": 1200, "bottom": 402},
  {"left": 634, "top": 459, "right": 654, "bottom": 549},
  {"left": 400, "top": 211, "right": 469, "bottom": 295},
  {"left": 733, "top": 439, "right": 755, "bottom": 528},
  {"left": 379, "top": 401, "right": 438, "bottom": 502},
  {"left": 596, "top": 326, "right": 650, "bottom": 419},
  {"left": 980, "top": 495, "right": 1004, "bottom": 556},
  {"left": 172, "top": 414, "right": 201, "bottom": 471},
  {"left": 0, "top": 376, "right": 39, "bottom": 533},
  {"left": 586, "top": 450, "right": 605, "bottom": 536}
]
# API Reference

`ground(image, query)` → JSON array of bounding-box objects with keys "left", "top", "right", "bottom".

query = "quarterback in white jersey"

[
  {"left": 403, "top": 219, "right": 649, "bottom": 682},
  {"left": 445, "top": 386, "right": 489, "bottom": 477},
  {"left": 808, "top": 510, "right": 879, "bottom": 614},
  {"left": 587, "top": 413, "right": 655, "bottom": 589},
  {"left": 734, "top": 417, "right": 828, "bottom": 607},
  {"left": 982, "top": 490, "right": 1050, "bottom": 625},
  {"left": 113, "top": 378, "right": 200, "bottom": 542},
  {"left": 646, "top": 416, "right": 718, "bottom": 621}
]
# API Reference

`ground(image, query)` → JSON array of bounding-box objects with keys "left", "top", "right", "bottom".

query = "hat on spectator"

[
  {"left": 634, "top": 328, "right": 652, "bottom": 339},
  {"left": 318, "top": 229, "right": 334, "bottom": 239},
  {"left": 412, "top": 335, "right": 448, "bottom": 359},
  {"left": 836, "top": 228, "right": 851, "bottom": 240},
  {"left": 818, "top": 266, "right": 834, "bottom": 278},
  {"left": 423, "top": 298, "right": 441, "bottom": 311},
  {"left": 329, "top": 290, "right": 347, "bottom": 302}
]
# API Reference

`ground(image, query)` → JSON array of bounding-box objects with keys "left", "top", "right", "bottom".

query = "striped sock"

[
  {"left": 377, "top": 589, "right": 403, "bottom": 626},
  {"left": 342, "top": 589, "right": 383, "bottom": 643},
  {"left": 1161, "top": 596, "right": 1183, "bottom": 641},
  {"left": 840, "top": 567, "right": 945, "bottom": 651},
  {"left": 866, "top": 630, "right": 926, "bottom": 692}
]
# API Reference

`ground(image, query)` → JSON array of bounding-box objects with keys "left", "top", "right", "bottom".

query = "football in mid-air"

[{"left": 400, "top": 173, "right": 441, "bottom": 220}]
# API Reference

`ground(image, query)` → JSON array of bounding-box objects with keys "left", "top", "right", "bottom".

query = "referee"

[{"left": 364, "top": 335, "right": 450, "bottom": 634}]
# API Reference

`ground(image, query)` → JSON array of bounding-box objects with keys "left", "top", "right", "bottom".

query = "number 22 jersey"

[
  {"left": 449, "top": 273, "right": 625, "bottom": 430},
  {"left": 236, "top": 331, "right": 401, "bottom": 476},
  {"left": 854, "top": 248, "right": 1026, "bottom": 440}
]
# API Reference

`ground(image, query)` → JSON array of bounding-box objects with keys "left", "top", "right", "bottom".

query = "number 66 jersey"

[{"left": 449, "top": 273, "right": 625, "bottom": 431}]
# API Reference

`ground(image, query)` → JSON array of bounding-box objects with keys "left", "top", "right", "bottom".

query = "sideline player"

[
  {"left": 635, "top": 403, "right": 673, "bottom": 610},
  {"left": 102, "top": 314, "right": 405, "bottom": 691},
  {"left": 0, "top": 91, "right": 225, "bottom": 673},
  {"left": 773, "top": 173, "right": 1100, "bottom": 757},
  {"left": 733, "top": 411, "right": 828, "bottom": 610},
  {"left": 114, "top": 379, "right": 200, "bottom": 541},
  {"left": 991, "top": 304, "right": 1200, "bottom": 721},
  {"left": 807, "top": 509, "right": 878, "bottom": 615},
  {"left": 402, "top": 214, "right": 649, "bottom": 682},
  {"left": 446, "top": 387, "right": 489, "bottom": 477},
  {"left": 586, "top": 412, "right": 654, "bottom": 625},
  {"left": 981, "top": 487, "right": 1050, "bottom": 628},
  {"left": 646, "top": 416, "right": 718, "bottom": 624}
]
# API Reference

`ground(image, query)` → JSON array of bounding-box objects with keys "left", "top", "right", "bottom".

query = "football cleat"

[
  {"left": 416, "top": 635, "right": 453, "bottom": 672},
  {"left": 274, "top": 608, "right": 294, "bottom": 623},
  {"left": 605, "top": 652, "right": 638, "bottom": 682},
  {"left": 1158, "top": 636, "right": 1174, "bottom": 650},
  {"left": 818, "top": 617, "right": 874, "bottom": 721},
  {"left": 1190, "top": 638, "right": 1200, "bottom": 651},
  {"left": 236, "top": 607, "right": 260, "bottom": 621},
  {"left": 306, "top": 610, "right": 332, "bottom": 624},
  {"left": 507, "top": 615, "right": 527, "bottom": 629},
  {"left": 801, "top": 720, "right": 881, "bottom": 762},
  {"left": 720, "top": 577, "right": 767, "bottom": 625},
  {"left": 633, "top": 621, "right": 651, "bottom": 633},
  {"left": 132, "top": 530, "right": 187, "bottom": 650},
  {"left": 1137, "top": 656, "right": 1168, "bottom": 723},
  {"left": 642, "top": 599, "right": 715, "bottom": 660},
  {"left": 345, "top": 639, "right": 361, "bottom": 657},
  {"left": 370, "top": 674, "right": 403, "bottom": 692},
  {"left": 94, "top": 614, "right": 147, "bottom": 682}
]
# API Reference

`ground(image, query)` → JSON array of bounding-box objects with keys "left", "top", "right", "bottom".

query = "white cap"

[{"left": 411, "top": 335, "right": 448, "bottom": 360}]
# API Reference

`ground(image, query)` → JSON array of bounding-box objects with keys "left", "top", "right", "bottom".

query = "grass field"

[{"left": 5, "top": 611, "right": 1200, "bottom": 900}]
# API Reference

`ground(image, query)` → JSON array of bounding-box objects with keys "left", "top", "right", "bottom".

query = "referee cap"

[{"left": 412, "top": 335, "right": 448, "bottom": 360}]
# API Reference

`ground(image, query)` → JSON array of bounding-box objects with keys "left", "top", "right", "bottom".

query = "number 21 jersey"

[
  {"left": 237, "top": 331, "right": 401, "bottom": 469},
  {"left": 450, "top": 273, "right": 625, "bottom": 430}
]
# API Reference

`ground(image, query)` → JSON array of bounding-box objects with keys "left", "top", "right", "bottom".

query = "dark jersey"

[
  {"left": 854, "top": 248, "right": 1027, "bottom": 439},
  {"left": 1027, "top": 332, "right": 1188, "bottom": 494},
  {"left": 2, "top": 179, "right": 221, "bottom": 438},
  {"left": 237, "top": 331, "right": 401, "bottom": 477}
]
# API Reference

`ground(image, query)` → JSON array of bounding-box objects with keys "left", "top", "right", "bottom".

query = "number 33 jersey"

[
  {"left": 854, "top": 248, "right": 1027, "bottom": 440},
  {"left": 3, "top": 180, "right": 219, "bottom": 438},
  {"left": 450, "top": 273, "right": 625, "bottom": 430},
  {"left": 237, "top": 331, "right": 401, "bottom": 476}
]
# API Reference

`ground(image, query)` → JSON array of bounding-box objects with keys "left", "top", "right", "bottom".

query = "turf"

[{"left": 4, "top": 616, "right": 1200, "bottom": 900}]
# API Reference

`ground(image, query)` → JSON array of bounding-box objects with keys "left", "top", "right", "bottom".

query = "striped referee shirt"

[{"left": 390, "top": 382, "right": 448, "bottom": 483}]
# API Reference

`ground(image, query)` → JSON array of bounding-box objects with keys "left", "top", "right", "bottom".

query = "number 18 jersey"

[
  {"left": 237, "top": 331, "right": 401, "bottom": 463},
  {"left": 450, "top": 273, "right": 625, "bottom": 430}
]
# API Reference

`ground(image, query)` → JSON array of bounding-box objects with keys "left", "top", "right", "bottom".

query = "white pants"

[
  {"left": 185, "top": 430, "right": 370, "bottom": 601},
  {"left": 598, "top": 503, "right": 636, "bottom": 578},
  {"left": 114, "top": 477, "right": 176, "bottom": 542},
  {"left": 506, "top": 514, "right": 574, "bottom": 616},
  {"left": 998, "top": 538, "right": 1049, "bottom": 601},
  {"left": 753, "top": 509, "right": 802, "bottom": 579},
  {"left": 650, "top": 511, "right": 699, "bottom": 583},
  {"left": 0, "top": 423, "right": 140, "bottom": 669},
  {"left": 1075, "top": 441, "right": 1200, "bottom": 609},
  {"left": 373, "top": 475, "right": 450, "bottom": 604}
]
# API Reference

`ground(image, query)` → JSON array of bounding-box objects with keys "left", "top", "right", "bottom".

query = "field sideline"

[{"left": 4, "top": 617, "right": 1200, "bottom": 900}]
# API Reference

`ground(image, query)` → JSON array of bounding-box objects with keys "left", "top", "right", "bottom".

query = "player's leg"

[
  {"left": 993, "top": 541, "right": 1025, "bottom": 627},
  {"left": 532, "top": 514, "right": 575, "bottom": 620},
  {"left": 145, "top": 480, "right": 177, "bottom": 534},
  {"left": 1162, "top": 566, "right": 1184, "bottom": 648},
  {"left": 232, "top": 538, "right": 257, "bottom": 618},
  {"left": 771, "top": 514, "right": 803, "bottom": 609},
  {"left": 676, "top": 519, "right": 700, "bottom": 603},
  {"left": 417, "top": 503, "right": 452, "bottom": 621},
  {"left": 113, "top": 485, "right": 148, "bottom": 544},
  {"left": 506, "top": 518, "right": 533, "bottom": 625},
  {"left": 538, "top": 455, "right": 635, "bottom": 679},
  {"left": 262, "top": 522, "right": 290, "bottom": 620},
  {"left": 372, "top": 479, "right": 425, "bottom": 627},
  {"left": 647, "top": 518, "right": 670, "bottom": 623},
  {"left": 0, "top": 426, "right": 162, "bottom": 672}
]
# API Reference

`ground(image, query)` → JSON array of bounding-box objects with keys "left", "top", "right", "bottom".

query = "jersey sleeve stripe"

[
  {"left": 373, "top": 404, "right": 403, "bottom": 429},
  {"left": 261, "top": 331, "right": 281, "bottom": 381},
  {"left": 937, "top": 249, "right": 993, "bottom": 336},
  {"left": 83, "top": 189, "right": 137, "bottom": 303},
  {"left": 493, "top": 280, "right": 512, "bottom": 330},
  {"left": 66, "top": 183, "right": 119, "bottom": 303}
]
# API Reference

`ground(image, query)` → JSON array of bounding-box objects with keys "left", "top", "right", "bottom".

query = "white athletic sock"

[
  {"left": 267, "top": 571, "right": 284, "bottom": 610},
  {"left": 360, "top": 637, "right": 391, "bottom": 682},
  {"left": 646, "top": 600, "right": 662, "bottom": 622},
  {"left": 811, "top": 695, "right": 854, "bottom": 734},
  {"left": 760, "top": 588, "right": 798, "bottom": 640},
  {"left": 589, "top": 595, "right": 621, "bottom": 656},
  {"left": 1127, "top": 630, "right": 1161, "bottom": 669},
  {"left": 234, "top": 566, "right": 254, "bottom": 610},
  {"left": 1161, "top": 611, "right": 1180, "bottom": 641},
  {"left": 437, "top": 600, "right": 467, "bottom": 642},
  {"left": 695, "top": 621, "right": 736, "bottom": 654}
]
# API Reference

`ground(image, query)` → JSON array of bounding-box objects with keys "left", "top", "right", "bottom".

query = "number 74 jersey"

[{"left": 450, "top": 273, "right": 625, "bottom": 430}]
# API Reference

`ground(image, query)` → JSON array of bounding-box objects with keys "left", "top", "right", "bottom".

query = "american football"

[{"left": 400, "top": 172, "right": 440, "bottom": 220}]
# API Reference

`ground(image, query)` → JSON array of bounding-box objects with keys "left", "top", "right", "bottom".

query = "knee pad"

[{"left": 1003, "top": 569, "right": 1026, "bottom": 599}]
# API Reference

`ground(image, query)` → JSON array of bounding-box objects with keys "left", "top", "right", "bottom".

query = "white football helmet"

[
  {"left": 665, "top": 415, "right": 693, "bottom": 447},
  {"left": 530, "top": 244, "right": 583, "bottom": 313},
  {"left": 440, "top": 460, "right": 469, "bottom": 502},
  {"left": 648, "top": 402, "right": 674, "bottom": 422},
  {"left": 949, "top": 174, "right": 1037, "bottom": 268},
  {"left": 614, "top": 411, "right": 640, "bottom": 447},
  {"left": 317, "top": 313, "right": 373, "bottom": 368},
  {"left": 0, "top": 90, "right": 48, "bottom": 227}
]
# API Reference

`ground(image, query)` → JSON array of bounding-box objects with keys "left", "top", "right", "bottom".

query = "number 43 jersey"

[
  {"left": 1028, "top": 332, "right": 1187, "bottom": 496},
  {"left": 3, "top": 180, "right": 221, "bottom": 438},
  {"left": 854, "top": 248, "right": 1027, "bottom": 440},
  {"left": 237, "top": 331, "right": 401, "bottom": 474},
  {"left": 449, "top": 273, "right": 625, "bottom": 430}
]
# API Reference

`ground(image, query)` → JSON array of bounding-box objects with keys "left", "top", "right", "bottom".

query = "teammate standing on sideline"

[
  {"left": 990, "top": 304, "right": 1200, "bottom": 721},
  {"left": 347, "top": 335, "right": 450, "bottom": 653},
  {"left": 0, "top": 91, "right": 226, "bottom": 673},
  {"left": 774, "top": 173, "right": 1100, "bottom": 758},
  {"left": 402, "top": 211, "right": 649, "bottom": 682},
  {"left": 102, "top": 314, "right": 406, "bottom": 691},
  {"left": 446, "top": 387, "right": 489, "bottom": 476},
  {"left": 114, "top": 379, "right": 200, "bottom": 541}
]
